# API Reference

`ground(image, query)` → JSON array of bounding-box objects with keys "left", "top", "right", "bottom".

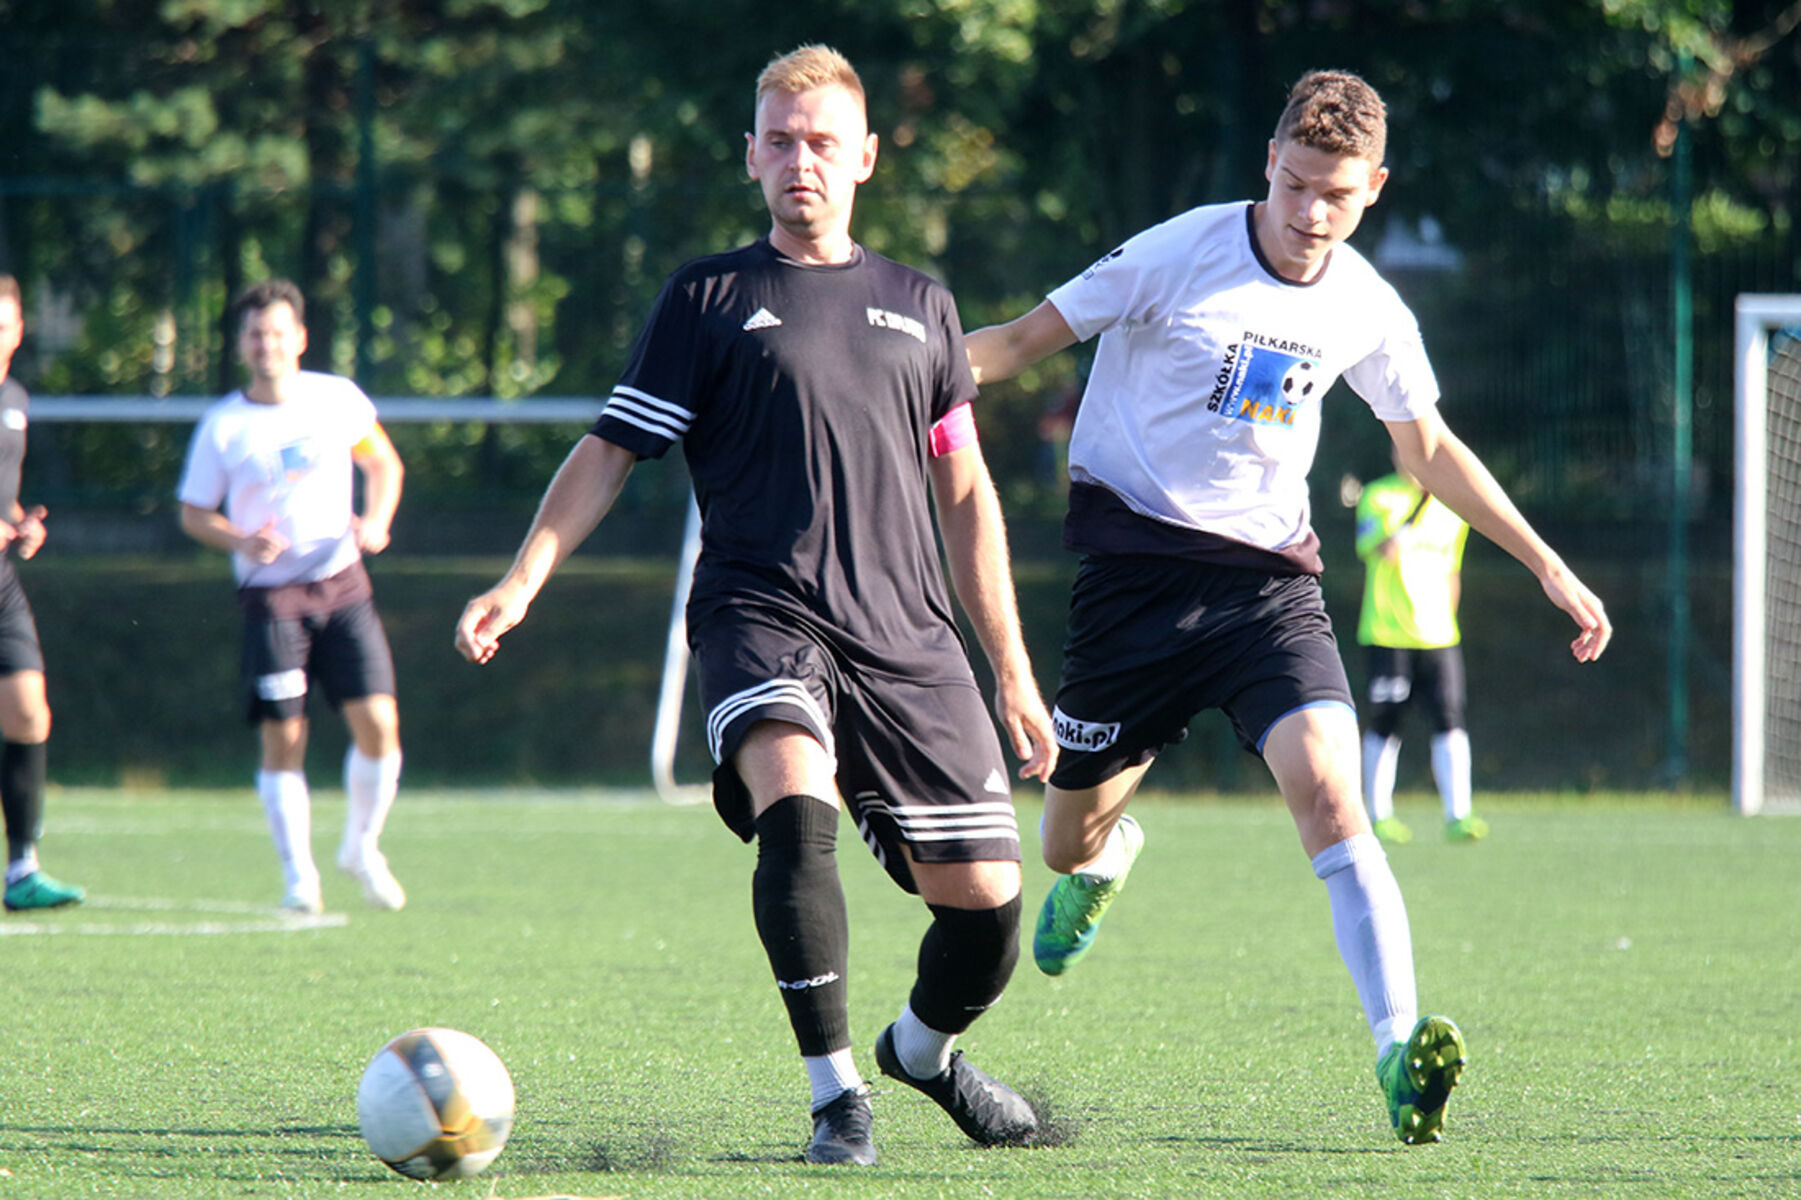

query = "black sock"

[
  {"left": 1, "top": 740, "right": 46, "bottom": 864},
  {"left": 908, "top": 895, "right": 1023, "bottom": 1036},
  {"left": 752, "top": 795, "right": 852, "bottom": 1058}
]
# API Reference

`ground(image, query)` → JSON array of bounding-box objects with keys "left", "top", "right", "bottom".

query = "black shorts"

[
  {"left": 691, "top": 603, "right": 1020, "bottom": 894},
  {"left": 239, "top": 593, "right": 396, "bottom": 724},
  {"left": 0, "top": 560, "right": 44, "bottom": 676},
  {"left": 1364, "top": 644, "right": 1466, "bottom": 736},
  {"left": 1048, "top": 555, "right": 1354, "bottom": 790}
]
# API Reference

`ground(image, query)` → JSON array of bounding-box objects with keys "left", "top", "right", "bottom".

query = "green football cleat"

[
  {"left": 4, "top": 871, "right": 85, "bottom": 912},
  {"left": 1378, "top": 1014, "right": 1467, "bottom": 1145},
  {"left": 1445, "top": 815, "right": 1490, "bottom": 842},
  {"left": 1033, "top": 815, "right": 1144, "bottom": 976},
  {"left": 1372, "top": 816, "right": 1414, "bottom": 845}
]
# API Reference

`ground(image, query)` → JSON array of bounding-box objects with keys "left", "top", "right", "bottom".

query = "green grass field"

[{"left": 1, "top": 788, "right": 1795, "bottom": 1198}]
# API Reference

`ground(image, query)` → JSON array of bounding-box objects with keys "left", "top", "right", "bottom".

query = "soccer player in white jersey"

[
  {"left": 178, "top": 280, "right": 407, "bottom": 916},
  {"left": 967, "top": 69, "right": 1612, "bottom": 1144},
  {"left": 456, "top": 46, "right": 1055, "bottom": 1166}
]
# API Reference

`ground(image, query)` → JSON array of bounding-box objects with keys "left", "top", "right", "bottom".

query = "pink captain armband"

[{"left": 928, "top": 402, "right": 978, "bottom": 458}]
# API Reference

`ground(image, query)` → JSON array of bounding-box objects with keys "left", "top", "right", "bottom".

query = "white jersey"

[
  {"left": 177, "top": 371, "right": 377, "bottom": 586},
  {"left": 1048, "top": 201, "right": 1440, "bottom": 563}
]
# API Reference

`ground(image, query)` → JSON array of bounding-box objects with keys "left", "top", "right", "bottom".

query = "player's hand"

[
  {"left": 994, "top": 675, "right": 1059, "bottom": 783},
  {"left": 1539, "top": 560, "right": 1612, "bottom": 663},
  {"left": 12, "top": 506, "right": 47, "bottom": 560},
  {"left": 353, "top": 514, "right": 392, "bottom": 555},
  {"left": 239, "top": 519, "right": 289, "bottom": 564},
  {"left": 455, "top": 583, "right": 531, "bottom": 665}
]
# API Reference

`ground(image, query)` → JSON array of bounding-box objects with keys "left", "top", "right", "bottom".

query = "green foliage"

[{"left": 1, "top": 1, "right": 1798, "bottom": 511}]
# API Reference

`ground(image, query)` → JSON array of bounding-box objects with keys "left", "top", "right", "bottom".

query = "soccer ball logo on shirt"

[{"left": 1208, "top": 335, "right": 1322, "bottom": 427}]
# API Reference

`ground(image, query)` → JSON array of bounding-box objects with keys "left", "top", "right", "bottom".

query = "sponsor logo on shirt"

[
  {"left": 278, "top": 440, "right": 321, "bottom": 482},
  {"left": 742, "top": 307, "right": 783, "bottom": 331},
  {"left": 866, "top": 307, "right": 926, "bottom": 344},
  {"left": 1052, "top": 706, "right": 1120, "bottom": 752},
  {"left": 1, "top": 408, "right": 26, "bottom": 431},
  {"left": 1205, "top": 329, "right": 1326, "bottom": 427}
]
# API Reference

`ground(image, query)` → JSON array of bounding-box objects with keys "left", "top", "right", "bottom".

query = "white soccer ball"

[{"left": 356, "top": 1027, "right": 516, "bottom": 1180}]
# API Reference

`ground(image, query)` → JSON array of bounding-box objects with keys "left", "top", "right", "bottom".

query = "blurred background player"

[
  {"left": 456, "top": 45, "right": 1054, "bottom": 1166},
  {"left": 966, "top": 69, "right": 1610, "bottom": 1146},
  {"left": 1355, "top": 456, "right": 1487, "bottom": 843},
  {"left": 177, "top": 279, "right": 406, "bottom": 915},
  {"left": 0, "top": 274, "right": 84, "bottom": 912}
]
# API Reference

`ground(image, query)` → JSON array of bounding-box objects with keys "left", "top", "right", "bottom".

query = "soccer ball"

[{"left": 356, "top": 1027, "right": 516, "bottom": 1180}]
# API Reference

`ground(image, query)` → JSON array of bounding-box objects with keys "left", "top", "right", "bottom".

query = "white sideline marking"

[{"left": 0, "top": 895, "right": 348, "bottom": 936}]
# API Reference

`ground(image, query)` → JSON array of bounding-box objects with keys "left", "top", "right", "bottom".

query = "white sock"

[
  {"left": 1312, "top": 834, "right": 1417, "bottom": 1054},
  {"left": 1362, "top": 732, "right": 1402, "bottom": 822},
  {"left": 342, "top": 748, "right": 403, "bottom": 865},
  {"left": 1047, "top": 813, "right": 1128, "bottom": 882},
  {"left": 257, "top": 769, "right": 317, "bottom": 890},
  {"left": 890, "top": 1002, "right": 954, "bottom": 1080},
  {"left": 804, "top": 1049, "right": 863, "bottom": 1110},
  {"left": 7, "top": 849, "right": 39, "bottom": 885},
  {"left": 1431, "top": 730, "right": 1472, "bottom": 822}
]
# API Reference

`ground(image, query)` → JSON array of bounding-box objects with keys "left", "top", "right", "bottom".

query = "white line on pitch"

[{"left": 0, "top": 895, "right": 349, "bottom": 936}]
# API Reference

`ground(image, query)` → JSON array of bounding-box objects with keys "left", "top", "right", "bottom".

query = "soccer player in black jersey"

[
  {"left": 456, "top": 45, "right": 1055, "bottom": 1166},
  {"left": 0, "top": 275, "right": 84, "bottom": 913}
]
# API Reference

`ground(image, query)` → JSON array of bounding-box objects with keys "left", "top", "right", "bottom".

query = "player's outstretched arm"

[
  {"left": 928, "top": 443, "right": 1057, "bottom": 781},
  {"left": 455, "top": 434, "right": 635, "bottom": 664},
  {"left": 1386, "top": 412, "right": 1612, "bottom": 662},
  {"left": 965, "top": 300, "right": 1078, "bottom": 386}
]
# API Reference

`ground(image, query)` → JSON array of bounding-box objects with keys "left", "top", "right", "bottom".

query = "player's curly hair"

[
  {"left": 230, "top": 278, "right": 305, "bottom": 331},
  {"left": 755, "top": 44, "right": 864, "bottom": 109},
  {"left": 1274, "top": 70, "right": 1386, "bottom": 166}
]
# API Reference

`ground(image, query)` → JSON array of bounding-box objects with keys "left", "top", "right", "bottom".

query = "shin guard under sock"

[
  {"left": 753, "top": 794, "right": 852, "bottom": 1057},
  {"left": 1, "top": 741, "right": 48, "bottom": 863},
  {"left": 907, "top": 895, "right": 1023, "bottom": 1037}
]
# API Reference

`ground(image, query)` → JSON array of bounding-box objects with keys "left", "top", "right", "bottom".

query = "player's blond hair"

[
  {"left": 755, "top": 45, "right": 865, "bottom": 111},
  {"left": 1274, "top": 70, "right": 1386, "bottom": 166}
]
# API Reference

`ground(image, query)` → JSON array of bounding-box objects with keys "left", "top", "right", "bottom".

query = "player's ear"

[
  {"left": 1363, "top": 163, "right": 1390, "bottom": 207},
  {"left": 1264, "top": 139, "right": 1278, "bottom": 183},
  {"left": 745, "top": 131, "right": 759, "bottom": 180},
  {"left": 856, "top": 132, "right": 877, "bottom": 183}
]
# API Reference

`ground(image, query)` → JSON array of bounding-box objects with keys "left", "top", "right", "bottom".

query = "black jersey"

[
  {"left": 594, "top": 239, "right": 979, "bottom": 678},
  {"left": 0, "top": 378, "right": 26, "bottom": 519}
]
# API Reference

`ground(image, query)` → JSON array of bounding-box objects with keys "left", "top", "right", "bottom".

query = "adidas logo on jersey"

[
  {"left": 742, "top": 307, "right": 783, "bottom": 331},
  {"left": 983, "top": 769, "right": 1011, "bottom": 795}
]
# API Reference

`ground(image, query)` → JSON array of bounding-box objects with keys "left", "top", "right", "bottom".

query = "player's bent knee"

[{"left": 912, "top": 858, "right": 1020, "bottom": 910}]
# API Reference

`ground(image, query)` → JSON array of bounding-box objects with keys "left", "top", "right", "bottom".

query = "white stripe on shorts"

[
  {"left": 856, "top": 795, "right": 1020, "bottom": 844},
  {"left": 706, "top": 678, "right": 835, "bottom": 764}
]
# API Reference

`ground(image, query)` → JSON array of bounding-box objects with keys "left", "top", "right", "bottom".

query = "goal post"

[{"left": 1734, "top": 296, "right": 1801, "bottom": 815}]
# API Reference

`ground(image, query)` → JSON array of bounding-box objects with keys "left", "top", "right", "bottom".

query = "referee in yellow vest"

[{"left": 1355, "top": 459, "right": 1488, "bottom": 843}]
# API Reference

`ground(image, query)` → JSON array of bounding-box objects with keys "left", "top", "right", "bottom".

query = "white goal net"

[{"left": 1734, "top": 296, "right": 1801, "bottom": 814}]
